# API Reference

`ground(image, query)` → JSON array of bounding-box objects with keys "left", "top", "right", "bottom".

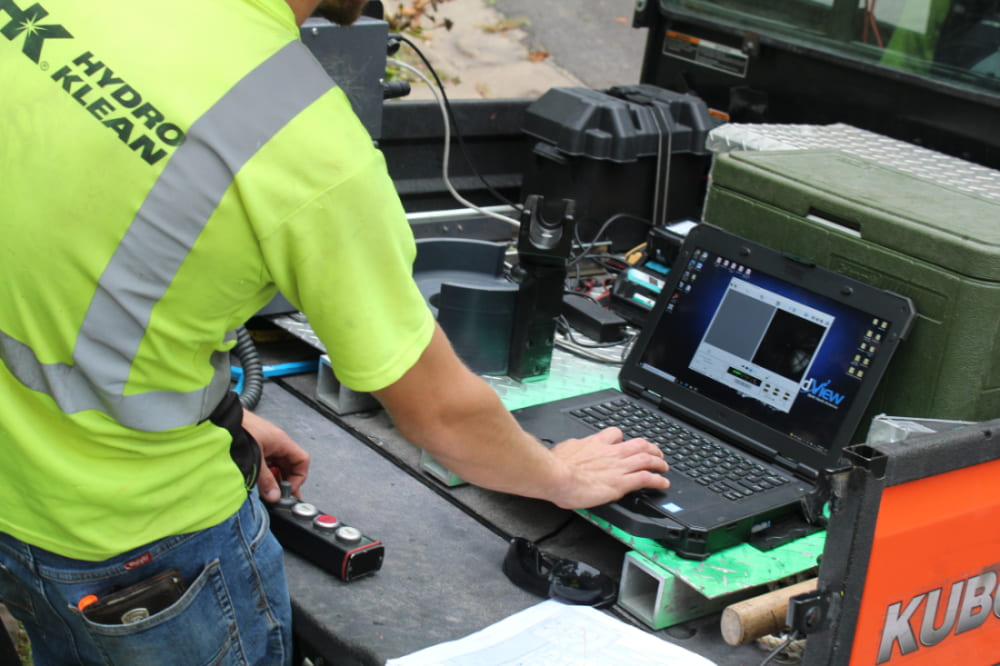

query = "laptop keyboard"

[{"left": 569, "top": 399, "right": 791, "bottom": 502}]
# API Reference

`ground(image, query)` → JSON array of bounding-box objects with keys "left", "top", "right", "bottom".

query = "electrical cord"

[
  {"left": 758, "top": 631, "right": 803, "bottom": 666},
  {"left": 576, "top": 253, "right": 630, "bottom": 274},
  {"left": 650, "top": 102, "right": 675, "bottom": 228},
  {"left": 554, "top": 338, "right": 627, "bottom": 365},
  {"left": 389, "top": 33, "right": 523, "bottom": 214},
  {"left": 389, "top": 36, "right": 664, "bottom": 279},
  {"left": 532, "top": 515, "right": 576, "bottom": 545},
  {"left": 617, "top": 333, "right": 639, "bottom": 364},
  {"left": 567, "top": 212, "right": 651, "bottom": 268},
  {"left": 387, "top": 56, "right": 522, "bottom": 228},
  {"left": 564, "top": 212, "right": 649, "bottom": 296},
  {"left": 554, "top": 316, "right": 635, "bottom": 365}
]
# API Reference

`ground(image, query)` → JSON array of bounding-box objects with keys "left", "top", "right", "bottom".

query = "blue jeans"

[{"left": 0, "top": 493, "right": 291, "bottom": 665}]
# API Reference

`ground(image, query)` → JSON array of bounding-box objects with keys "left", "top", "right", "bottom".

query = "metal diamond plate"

[
  {"left": 269, "top": 313, "right": 327, "bottom": 352},
  {"left": 707, "top": 122, "right": 1000, "bottom": 201}
]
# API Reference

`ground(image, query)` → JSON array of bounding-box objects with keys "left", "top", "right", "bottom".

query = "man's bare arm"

[{"left": 373, "top": 324, "right": 669, "bottom": 509}]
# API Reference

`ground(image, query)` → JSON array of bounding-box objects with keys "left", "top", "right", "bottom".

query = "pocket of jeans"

[{"left": 77, "top": 559, "right": 240, "bottom": 666}]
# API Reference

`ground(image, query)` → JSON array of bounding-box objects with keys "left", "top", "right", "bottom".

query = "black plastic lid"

[{"left": 521, "top": 85, "right": 720, "bottom": 163}]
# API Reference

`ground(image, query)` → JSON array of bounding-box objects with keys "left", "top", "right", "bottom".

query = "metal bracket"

[
  {"left": 843, "top": 443, "right": 889, "bottom": 478},
  {"left": 786, "top": 590, "right": 831, "bottom": 636}
]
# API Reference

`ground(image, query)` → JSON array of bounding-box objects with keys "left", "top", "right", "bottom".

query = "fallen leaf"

[
  {"left": 479, "top": 17, "right": 529, "bottom": 33},
  {"left": 528, "top": 49, "right": 550, "bottom": 62}
]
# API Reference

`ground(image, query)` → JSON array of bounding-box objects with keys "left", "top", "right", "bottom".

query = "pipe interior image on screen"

[{"left": 689, "top": 279, "right": 832, "bottom": 414}]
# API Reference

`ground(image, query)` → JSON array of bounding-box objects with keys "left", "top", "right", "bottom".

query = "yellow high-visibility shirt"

[{"left": 0, "top": 0, "right": 434, "bottom": 560}]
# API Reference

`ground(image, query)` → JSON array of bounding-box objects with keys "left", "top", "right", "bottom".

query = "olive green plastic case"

[{"left": 703, "top": 149, "right": 1000, "bottom": 425}]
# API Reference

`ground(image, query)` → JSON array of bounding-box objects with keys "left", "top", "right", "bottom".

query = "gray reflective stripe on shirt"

[{"left": 1, "top": 41, "right": 334, "bottom": 431}]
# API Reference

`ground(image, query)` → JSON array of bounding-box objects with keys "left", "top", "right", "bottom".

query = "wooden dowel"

[{"left": 720, "top": 578, "right": 818, "bottom": 646}]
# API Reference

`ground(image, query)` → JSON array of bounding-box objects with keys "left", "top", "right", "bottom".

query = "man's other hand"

[{"left": 243, "top": 409, "right": 311, "bottom": 503}]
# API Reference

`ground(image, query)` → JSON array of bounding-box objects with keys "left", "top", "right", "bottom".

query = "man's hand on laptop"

[{"left": 547, "top": 427, "right": 670, "bottom": 510}]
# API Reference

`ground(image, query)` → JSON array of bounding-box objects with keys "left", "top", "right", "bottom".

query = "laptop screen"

[{"left": 626, "top": 225, "right": 913, "bottom": 468}]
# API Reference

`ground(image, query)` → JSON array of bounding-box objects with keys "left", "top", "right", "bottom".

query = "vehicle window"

[{"left": 662, "top": 0, "right": 1000, "bottom": 96}]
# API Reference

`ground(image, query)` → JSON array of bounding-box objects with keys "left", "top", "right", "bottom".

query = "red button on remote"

[{"left": 313, "top": 514, "right": 340, "bottom": 531}]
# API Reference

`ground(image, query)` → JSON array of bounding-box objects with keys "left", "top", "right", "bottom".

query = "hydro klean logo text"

[
  {"left": 51, "top": 52, "right": 185, "bottom": 165},
  {"left": 2, "top": 0, "right": 185, "bottom": 166},
  {"left": 877, "top": 564, "right": 1000, "bottom": 663}
]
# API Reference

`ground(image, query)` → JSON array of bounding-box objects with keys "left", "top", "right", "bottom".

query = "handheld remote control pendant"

[{"left": 266, "top": 481, "right": 384, "bottom": 582}]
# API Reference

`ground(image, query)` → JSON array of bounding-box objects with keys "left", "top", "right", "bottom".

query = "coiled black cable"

[{"left": 233, "top": 326, "right": 264, "bottom": 410}]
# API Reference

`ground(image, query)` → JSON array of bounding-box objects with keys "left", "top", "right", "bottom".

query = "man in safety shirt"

[{"left": 0, "top": 0, "right": 669, "bottom": 663}]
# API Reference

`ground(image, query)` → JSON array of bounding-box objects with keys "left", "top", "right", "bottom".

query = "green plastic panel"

[{"left": 581, "top": 510, "right": 825, "bottom": 599}]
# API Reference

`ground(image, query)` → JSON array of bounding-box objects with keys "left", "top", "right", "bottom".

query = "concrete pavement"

[
  {"left": 493, "top": 0, "right": 648, "bottom": 89},
  {"left": 391, "top": 0, "right": 649, "bottom": 100}
]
